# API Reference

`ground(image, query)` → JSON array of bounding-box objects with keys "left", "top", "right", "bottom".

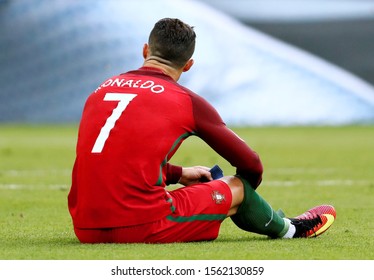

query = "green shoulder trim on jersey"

[
  {"left": 166, "top": 214, "right": 227, "bottom": 223},
  {"left": 155, "top": 131, "right": 196, "bottom": 186}
]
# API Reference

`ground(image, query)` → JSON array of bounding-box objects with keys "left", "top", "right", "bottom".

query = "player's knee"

[{"left": 219, "top": 176, "right": 244, "bottom": 215}]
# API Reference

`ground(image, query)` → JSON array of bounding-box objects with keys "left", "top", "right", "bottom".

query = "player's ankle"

[{"left": 280, "top": 218, "right": 296, "bottom": 238}]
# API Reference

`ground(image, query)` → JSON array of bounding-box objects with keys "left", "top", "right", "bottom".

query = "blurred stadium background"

[{"left": 1, "top": 0, "right": 373, "bottom": 125}]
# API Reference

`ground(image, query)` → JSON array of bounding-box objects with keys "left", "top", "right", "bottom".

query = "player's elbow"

[
  {"left": 252, "top": 153, "right": 263, "bottom": 177},
  {"left": 236, "top": 157, "right": 263, "bottom": 189},
  {"left": 252, "top": 160, "right": 263, "bottom": 187}
]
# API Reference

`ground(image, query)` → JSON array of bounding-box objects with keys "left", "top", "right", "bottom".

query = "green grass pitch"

[{"left": 0, "top": 125, "right": 373, "bottom": 260}]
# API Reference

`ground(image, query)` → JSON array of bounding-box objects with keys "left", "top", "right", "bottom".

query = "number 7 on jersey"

[{"left": 91, "top": 93, "right": 137, "bottom": 153}]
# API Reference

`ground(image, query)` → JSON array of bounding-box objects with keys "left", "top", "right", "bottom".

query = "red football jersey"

[{"left": 68, "top": 67, "right": 263, "bottom": 228}]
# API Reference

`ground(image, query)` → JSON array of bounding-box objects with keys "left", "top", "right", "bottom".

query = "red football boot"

[{"left": 290, "top": 205, "right": 336, "bottom": 238}]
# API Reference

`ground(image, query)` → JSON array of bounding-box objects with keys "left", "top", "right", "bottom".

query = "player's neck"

[{"left": 143, "top": 58, "right": 182, "bottom": 81}]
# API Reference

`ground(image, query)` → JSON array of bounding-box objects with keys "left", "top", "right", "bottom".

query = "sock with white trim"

[
  {"left": 230, "top": 176, "right": 288, "bottom": 238},
  {"left": 281, "top": 218, "right": 296, "bottom": 238}
]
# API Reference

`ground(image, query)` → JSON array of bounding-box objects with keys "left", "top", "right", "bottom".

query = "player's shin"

[{"left": 230, "top": 176, "right": 288, "bottom": 238}]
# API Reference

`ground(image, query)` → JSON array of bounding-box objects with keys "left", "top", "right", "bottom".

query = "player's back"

[{"left": 69, "top": 67, "right": 196, "bottom": 228}]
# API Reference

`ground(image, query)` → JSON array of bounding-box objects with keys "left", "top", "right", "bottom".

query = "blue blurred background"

[{"left": 1, "top": 0, "right": 374, "bottom": 125}]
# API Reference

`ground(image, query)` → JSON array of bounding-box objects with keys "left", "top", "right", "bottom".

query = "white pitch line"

[
  {"left": 1, "top": 169, "right": 71, "bottom": 177},
  {"left": 0, "top": 184, "right": 69, "bottom": 190},
  {"left": 267, "top": 167, "right": 337, "bottom": 174},
  {"left": 265, "top": 179, "right": 371, "bottom": 187}
]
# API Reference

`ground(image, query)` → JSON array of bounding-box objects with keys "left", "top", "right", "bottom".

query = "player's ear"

[
  {"left": 142, "top": 44, "right": 149, "bottom": 59},
  {"left": 182, "top": 59, "right": 194, "bottom": 72}
]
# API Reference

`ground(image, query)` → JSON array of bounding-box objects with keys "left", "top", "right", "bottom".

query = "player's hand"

[{"left": 178, "top": 166, "right": 213, "bottom": 186}]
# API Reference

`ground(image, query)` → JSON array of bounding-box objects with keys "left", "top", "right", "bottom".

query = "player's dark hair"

[{"left": 148, "top": 18, "right": 196, "bottom": 68}]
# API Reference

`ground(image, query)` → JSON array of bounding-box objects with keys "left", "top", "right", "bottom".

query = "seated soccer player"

[{"left": 68, "top": 18, "right": 336, "bottom": 243}]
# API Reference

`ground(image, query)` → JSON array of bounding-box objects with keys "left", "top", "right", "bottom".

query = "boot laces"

[{"left": 291, "top": 214, "right": 323, "bottom": 237}]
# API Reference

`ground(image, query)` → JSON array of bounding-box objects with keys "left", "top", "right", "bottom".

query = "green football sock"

[{"left": 230, "top": 176, "right": 289, "bottom": 238}]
